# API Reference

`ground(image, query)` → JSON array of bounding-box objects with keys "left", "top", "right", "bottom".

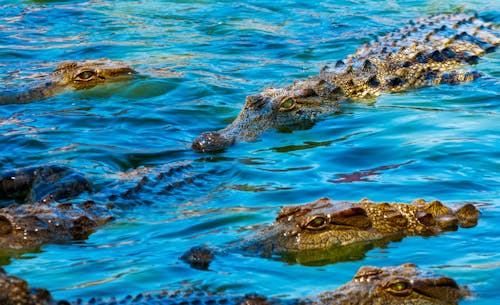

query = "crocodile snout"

[{"left": 191, "top": 131, "right": 234, "bottom": 153}]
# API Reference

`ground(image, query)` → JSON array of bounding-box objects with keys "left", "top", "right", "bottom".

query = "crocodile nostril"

[
  {"left": 192, "top": 132, "right": 233, "bottom": 153},
  {"left": 191, "top": 136, "right": 206, "bottom": 152},
  {"left": 180, "top": 246, "right": 215, "bottom": 270}
]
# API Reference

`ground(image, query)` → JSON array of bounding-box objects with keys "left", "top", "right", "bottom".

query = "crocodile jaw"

[{"left": 192, "top": 97, "right": 279, "bottom": 153}]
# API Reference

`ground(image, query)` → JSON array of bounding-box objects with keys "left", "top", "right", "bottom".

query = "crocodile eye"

[
  {"left": 75, "top": 70, "right": 96, "bottom": 81},
  {"left": 391, "top": 282, "right": 409, "bottom": 291},
  {"left": 305, "top": 216, "right": 328, "bottom": 230},
  {"left": 279, "top": 98, "right": 295, "bottom": 111},
  {"left": 385, "top": 279, "right": 412, "bottom": 296}
]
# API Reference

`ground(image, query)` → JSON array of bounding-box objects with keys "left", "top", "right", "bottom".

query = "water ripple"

[{"left": 1, "top": 1, "right": 499, "bottom": 304}]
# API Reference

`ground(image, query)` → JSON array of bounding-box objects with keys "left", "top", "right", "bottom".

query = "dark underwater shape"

[{"left": 0, "top": 165, "right": 91, "bottom": 204}]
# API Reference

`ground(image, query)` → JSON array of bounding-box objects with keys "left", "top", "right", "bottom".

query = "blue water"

[{"left": 0, "top": 0, "right": 499, "bottom": 304}]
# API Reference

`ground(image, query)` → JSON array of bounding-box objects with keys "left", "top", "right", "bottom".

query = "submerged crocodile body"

[
  {"left": 0, "top": 162, "right": 220, "bottom": 251},
  {"left": 181, "top": 197, "right": 480, "bottom": 268},
  {"left": 0, "top": 59, "right": 135, "bottom": 105},
  {"left": 0, "top": 263, "right": 469, "bottom": 305},
  {"left": 192, "top": 13, "right": 499, "bottom": 152}
]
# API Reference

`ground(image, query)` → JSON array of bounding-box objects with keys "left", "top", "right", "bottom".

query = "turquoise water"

[{"left": 0, "top": 0, "right": 499, "bottom": 304}]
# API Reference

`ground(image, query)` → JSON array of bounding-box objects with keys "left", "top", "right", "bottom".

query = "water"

[{"left": 0, "top": 0, "right": 499, "bottom": 303}]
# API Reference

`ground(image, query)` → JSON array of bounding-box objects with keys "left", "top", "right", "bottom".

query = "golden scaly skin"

[
  {"left": 0, "top": 59, "right": 135, "bottom": 104},
  {"left": 192, "top": 13, "right": 499, "bottom": 152},
  {"left": 245, "top": 198, "right": 480, "bottom": 254},
  {"left": 0, "top": 263, "right": 469, "bottom": 305}
]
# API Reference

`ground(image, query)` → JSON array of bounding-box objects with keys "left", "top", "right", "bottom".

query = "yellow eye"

[
  {"left": 280, "top": 98, "right": 295, "bottom": 110},
  {"left": 75, "top": 70, "right": 95, "bottom": 81},
  {"left": 306, "top": 216, "right": 327, "bottom": 229},
  {"left": 386, "top": 280, "right": 412, "bottom": 296},
  {"left": 391, "top": 282, "right": 409, "bottom": 291}
]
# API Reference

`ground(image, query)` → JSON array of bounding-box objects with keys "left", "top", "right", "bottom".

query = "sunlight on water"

[{"left": 0, "top": 0, "right": 499, "bottom": 304}]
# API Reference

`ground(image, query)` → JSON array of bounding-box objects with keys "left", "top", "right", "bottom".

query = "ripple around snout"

[{"left": 1, "top": 1, "right": 499, "bottom": 304}]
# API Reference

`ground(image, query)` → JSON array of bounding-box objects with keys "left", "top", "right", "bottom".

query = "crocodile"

[
  {"left": 192, "top": 12, "right": 499, "bottom": 152},
  {"left": 0, "top": 165, "right": 92, "bottom": 205},
  {"left": 0, "top": 165, "right": 111, "bottom": 250},
  {"left": 0, "top": 162, "right": 221, "bottom": 252},
  {"left": 181, "top": 197, "right": 480, "bottom": 268},
  {"left": 0, "top": 59, "right": 136, "bottom": 105},
  {"left": 0, "top": 263, "right": 470, "bottom": 305},
  {"left": 0, "top": 199, "right": 116, "bottom": 251}
]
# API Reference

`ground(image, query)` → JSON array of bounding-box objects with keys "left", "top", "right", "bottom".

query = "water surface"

[{"left": 0, "top": 0, "right": 499, "bottom": 304}]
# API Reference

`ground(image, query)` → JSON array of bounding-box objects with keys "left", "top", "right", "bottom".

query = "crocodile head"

[
  {"left": 52, "top": 59, "right": 136, "bottom": 90},
  {"left": 322, "top": 263, "right": 469, "bottom": 305},
  {"left": 0, "top": 200, "right": 115, "bottom": 251},
  {"left": 192, "top": 77, "right": 342, "bottom": 152},
  {"left": 248, "top": 198, "right": 479, "bottom": 256},
  {"left": 0, "top": 59, "right": 136, "bottom": 104}
]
